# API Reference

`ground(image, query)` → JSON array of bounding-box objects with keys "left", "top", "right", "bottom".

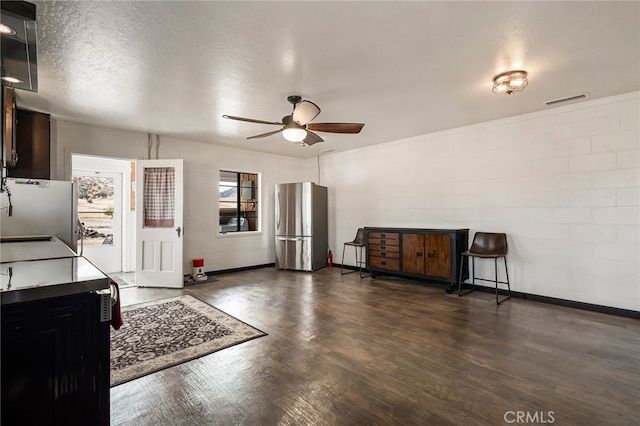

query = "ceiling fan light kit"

[
  {"left": 282, "top": 127, "right": 307, "bottom": 142},
  {"left": 223, "top": 95, "right": 364, "bottom": 146},
  {"left": 492, "top": 70, "right": 528, "bottom": 95}
]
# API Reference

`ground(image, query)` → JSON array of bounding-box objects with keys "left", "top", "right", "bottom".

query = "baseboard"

[
  {"left": 455, "top": 283, "right": 639, "bottom": 319},
  {"left": 200, "top": 263, "right": 275, "bottom": 276},
  {"left": 356, "top": 266, "right": 638, "bottom": 318},
  {"left": 192, "top": 264, "right": 640, "bottom": 319}
]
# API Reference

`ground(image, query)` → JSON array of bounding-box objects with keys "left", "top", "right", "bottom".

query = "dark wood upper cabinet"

[
  {"left": 2, "top": 86, "right": 18, "bottom": 167},
  {"left": 8, "top": 107, "right": 50, "bottom": 179}
]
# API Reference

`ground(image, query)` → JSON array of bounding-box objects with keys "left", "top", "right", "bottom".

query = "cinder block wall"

[{"left": 318, "top": 92, "right": 639, "bottom": 310}]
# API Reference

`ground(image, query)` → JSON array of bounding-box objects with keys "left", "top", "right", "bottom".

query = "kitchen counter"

[
  {"left": 0, "top": 256, "right": 108, "bottom": 305},
  {"left": 0, "top": 236, "right": 108, "bottom": 305},
  {"left": 0, "top": 235, "right": 78, "bottom": 262}
]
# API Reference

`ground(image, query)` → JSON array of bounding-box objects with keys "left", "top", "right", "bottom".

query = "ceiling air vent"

[{"left": 545, "top": 93, "right": 589, "bottom": 106}]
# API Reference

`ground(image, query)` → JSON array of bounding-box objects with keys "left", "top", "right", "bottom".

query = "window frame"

[{"left": 217, "top": 169, "right": 261, "bottom": 236}]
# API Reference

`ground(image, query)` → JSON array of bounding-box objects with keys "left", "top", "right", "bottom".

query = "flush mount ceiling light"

[
  {"left": 492, "top": 70, "right": 528, "bottom": 95},
  {"left": 282, "top": 126, "right": 307, "bottom": 142}
]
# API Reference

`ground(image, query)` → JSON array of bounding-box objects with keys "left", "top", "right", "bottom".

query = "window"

[{"left": 219, "top": 170, "right": 258, "bottom": 233}]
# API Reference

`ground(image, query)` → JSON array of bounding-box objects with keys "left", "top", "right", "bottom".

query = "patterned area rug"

[{"left": 110, "top": 295, "right": 266, "bottom": 387}]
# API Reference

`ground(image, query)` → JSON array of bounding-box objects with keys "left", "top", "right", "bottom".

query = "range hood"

[{"left": 1, "top": 1, "right": 38, "bottom": 92}]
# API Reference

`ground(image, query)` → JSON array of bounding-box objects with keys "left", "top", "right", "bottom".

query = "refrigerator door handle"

[{"left": 276, "top": 193, "right": 280, "bottom": 230}]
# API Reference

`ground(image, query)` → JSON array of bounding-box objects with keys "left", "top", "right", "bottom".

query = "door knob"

[{"left": 176, "top": 226, "right": 181, "bottom": 237}]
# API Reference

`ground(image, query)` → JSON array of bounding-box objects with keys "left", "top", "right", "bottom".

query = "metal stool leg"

[
  {"left": 358, "top": 245, "right": 370, "bottom": 278},
  {"left": 458, "top": 255, "right": 475, "bottom": 296},
  {"left": 340, "top": 243, "right": 347, "bottom": 275},
  {"left": 457, "top": 254, "right": 464, "bottom": 295},
  {"left": 496, "top": 256, "right": 512, "bottom": 305},
  {"left": 341, "top": 243, "right": 361, "bottom": 275}
]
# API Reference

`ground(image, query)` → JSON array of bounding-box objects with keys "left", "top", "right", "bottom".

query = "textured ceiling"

[{"left": 15, "top": 1, "right": 640, "bottom": 158}]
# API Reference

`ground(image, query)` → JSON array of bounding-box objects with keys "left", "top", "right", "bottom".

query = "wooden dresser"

[{"left": 365, "top": 227, "right": 469, "bottom": 292}]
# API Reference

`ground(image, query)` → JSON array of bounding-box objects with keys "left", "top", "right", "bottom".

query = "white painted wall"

[
  {"left": 315, "top": 92, "right": 639, "bottom": 311},
  {"left": 51, "top": 91, "right": 639, "bottom": 310},
  {"left": 52, "top": 120, "right": 307, "bottom": 273}
]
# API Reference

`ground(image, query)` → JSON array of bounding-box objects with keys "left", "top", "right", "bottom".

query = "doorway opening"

[{"left": 72, "top": 154, "right": 136, "bottom": 285}]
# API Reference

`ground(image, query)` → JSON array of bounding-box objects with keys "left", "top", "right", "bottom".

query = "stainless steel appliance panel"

[
  {"left": 311, "top": 184, "right": 328, "bottom": 268},
  {"left": 0, "top": 179, "right": 78, "bottom": 252},
  {"left": 274, "top": 183, "right": 288, "bottom": 238},
  {"left": 274, "top": 182, "right": 327, "bottom": 271},
  {"left": 275, "top": 236, "right": 313, "bottom": 271},
  {"left": 275, "top": 182, "right": 313, "bottom": 237}
]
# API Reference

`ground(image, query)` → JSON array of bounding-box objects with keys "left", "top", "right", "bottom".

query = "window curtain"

[{"left": 144, "top": 167, "right": 175, "bottom": 227}]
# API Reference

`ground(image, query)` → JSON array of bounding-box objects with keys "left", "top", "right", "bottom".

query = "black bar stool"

[
  {"left": 341, "top": 228, "right": 368, "bottom": 278},
  {"left": 458, "top": 232, "right": 511, "bottom": 305}
]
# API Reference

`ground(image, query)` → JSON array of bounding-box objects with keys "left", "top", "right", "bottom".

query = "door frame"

[{"left": 71, "top": 154, "right": 135, "bottom": 272}]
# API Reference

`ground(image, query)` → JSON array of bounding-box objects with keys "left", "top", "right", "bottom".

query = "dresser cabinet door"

[
  {"left": 402, "top": 234, "right": 425, "bottom": 275},
  {"left": 425, "top": 234, "right": 451, "bottom": 278}
]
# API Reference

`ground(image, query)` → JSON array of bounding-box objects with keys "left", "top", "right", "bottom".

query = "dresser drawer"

[
  {"left": 368, "top": 256, "right": 400, "bottom": 271},
  {"left": 368, "top": 243, "right": 400, "bottom": 253},
  {"left": 369, "top": 232, "right": 400, "bottom": 240},
  {"left": 369, "top": 237, "right": 400, "bottom": 246},
  {"left": 368, "top": 249, "right": 400, "bottom": 259}
]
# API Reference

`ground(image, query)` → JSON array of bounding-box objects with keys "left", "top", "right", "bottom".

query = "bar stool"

[
  {"left": 341, "top": 228, "right": 368, "bottom": 278},
  {"left": 458, "top": 232, "right": 511, "bottom": 305}
]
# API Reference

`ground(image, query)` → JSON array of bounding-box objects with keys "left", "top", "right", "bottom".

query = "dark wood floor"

[{"left": 111, "top": 267, "right": 639, "bottom": 425}]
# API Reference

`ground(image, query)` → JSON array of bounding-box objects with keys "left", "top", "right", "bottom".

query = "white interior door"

[{"left": 135, "top": 159, "right": 183, "bottom": 288}]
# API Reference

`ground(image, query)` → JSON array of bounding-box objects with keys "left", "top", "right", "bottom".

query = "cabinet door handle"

[
  {"left": 381, "top": 260, "right": 386, "bottom": 265},
  {"left": 381, "top": 252, "right": 386, "bottom": 256},
  {"left": 416, "top": 251, "right": 423, "bottom": 257},
  {"left": 380, "top": 245, "right": 386, "bottom": 250},
  {"left": 381, "top": 239, "right": 386, "bottom": 244},
  {"left": 381, "top": 234, "right": 386, "bottom": 237},
  {"left": 427, "top": 251, "right": 435, "bottom": 258}
]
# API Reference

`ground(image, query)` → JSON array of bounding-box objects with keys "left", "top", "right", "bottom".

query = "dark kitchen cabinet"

[
  {"left": 365, "top": 227, "right": 469, "bottom": 292},
  {"left": 8, "top": 107, "right": 50, "bottom": 179},
  {"left": 2, "top": 86, "right": 18, "bottom": 167},
  {"left": 1, "top": 291, "right": 110, "bottom": 426}
]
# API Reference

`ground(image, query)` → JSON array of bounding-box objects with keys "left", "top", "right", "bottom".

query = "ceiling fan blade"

[
  {"left": 292, "top": 100, "right": 321, "bottom": 125},
  {"left": 223, "top": 115, "right": 283, "bottom": 126},
  {"left": 307, "top": 122, "right": 364, "bottom": 134},
  {"left": 303, "top": 131, "right": 324, "bottom": 146},
  {"left": 247, "top": 129, "right": 283, "bottom": 140}
]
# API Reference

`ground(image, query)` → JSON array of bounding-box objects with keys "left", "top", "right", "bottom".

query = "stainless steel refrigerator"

[
  {"left": 275, "top": 182, "right": 328, "bottom": 271},
  {"left": 1, "top": 178, "right": 78, "bottom": 252}
]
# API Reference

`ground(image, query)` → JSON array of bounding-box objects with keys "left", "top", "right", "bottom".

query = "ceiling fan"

[{"left": 223, "top": 95, "right": 364, "bottom": 146}]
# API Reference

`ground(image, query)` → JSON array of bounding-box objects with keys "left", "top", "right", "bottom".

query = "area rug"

[{"left": 110, "top": 295, "right": 266, "bottom": 387}]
